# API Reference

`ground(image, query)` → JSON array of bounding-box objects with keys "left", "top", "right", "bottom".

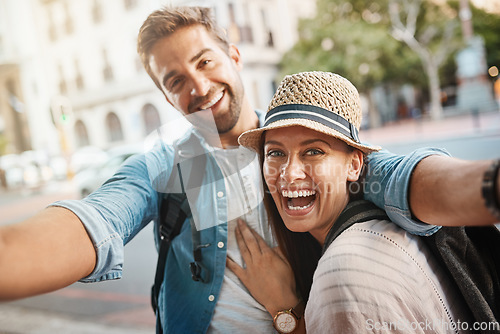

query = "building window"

[
  {"left": 64, "top": 2, "right": 73, "bottom": 34},
  {"left": 123, "top": 0, "right": 137, "bottom": 10},
  {"left": 106, "top": 112, "right": 123, "bottom": 142},
  {"left": 74, "top": 120, "right": 90, "bottom": 147},
  {"left": 48, "top": 9, "right": 57, "bottom": 41},
  {"left": 240, "top": 3, "right": 253, "bottom": 44},
  {"left": 74, "top": 59, "right": 84, "bottom": 90},
  {"left": 141, "top": 104, "right": 161, "bottom": 135},
  {"left": 261, "top": 9, "right": 274, "bottom": 48},
  {"left": 58, "top": 65, "right": 67, "bottom": 95},
  {"left": 92, "top": 0, "right": 102, "bottom": 24},
  {"left": 227, "top": 3, "right": 253, "bottom": 44},
  {"left": 227, "top": 3, "right": 240, "bottom": 43},
  {"left": 102, "top": 49, "right": 113, "bottom": 82}
]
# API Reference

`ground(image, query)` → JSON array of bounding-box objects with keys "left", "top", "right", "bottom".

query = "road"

[
  {"left": 362, "top": 110, "right": 500, "bottom": 159},
  {"left": 0, "top": 110, "right": 498, "bottom": 333},
  {"left": 0, "top": 182, "right": 157, "bottom": 334}
]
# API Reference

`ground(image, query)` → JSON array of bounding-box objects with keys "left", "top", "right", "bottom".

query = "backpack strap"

[
  {"left": 322, "top": 200, "right": 388, "bottom": 254},
  {"left": 151, "top": 135, "right": 208, "bottom": 317},
  {"left": 423, "top": 225, "right": 500, "bottom": 332}
]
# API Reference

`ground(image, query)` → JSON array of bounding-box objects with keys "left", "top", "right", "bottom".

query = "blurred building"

[
  {"left": 0, "top": 1, "right": 37, "bottom": 154},
  {"left": 0, "top": 0, "right": 316, "bottom": 156}
]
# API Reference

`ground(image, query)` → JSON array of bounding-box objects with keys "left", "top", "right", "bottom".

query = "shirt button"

[
  {"left": 208, "top": 295, "right": 215, "bottom": 302},
  {"left": 217, "top": 241, "right": 224, "bottom": 248},
  {"left": 217, "top": 191, "right": 224, "bottom": 198}
]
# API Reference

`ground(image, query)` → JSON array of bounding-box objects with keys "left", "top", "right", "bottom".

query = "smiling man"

[{"left": 0, "top": 6, "right": 499, "bottom": 334}]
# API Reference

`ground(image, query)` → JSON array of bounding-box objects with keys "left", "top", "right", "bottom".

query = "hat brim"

[{"left": 238, "top": 118, "right": 381, "bottom": 154}]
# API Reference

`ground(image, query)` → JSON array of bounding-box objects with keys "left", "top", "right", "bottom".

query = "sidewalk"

[
  {"left": 0, "top": 304, "right": 154, "bottom": 334},
  {"left": 361, "top": 110, "right": 500, "bottom": 146}
]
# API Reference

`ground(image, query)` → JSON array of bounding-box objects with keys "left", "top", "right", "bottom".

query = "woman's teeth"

[
  {"left": 287, "top": 201, "right": 314, "bottom": 211},
  {"left": 281, "top": 189, "right": 316, "bottom": 211},
  {"left": 281, "top": 190, "right": 316, "bottom": 198}
]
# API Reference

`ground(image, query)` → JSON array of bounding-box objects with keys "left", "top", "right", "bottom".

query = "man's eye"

[
  {"left": 200, "top": 59, "right": 211, "bottom": 67},
  {"left": 171, "top": 78, "right": 181, "bottom": 88},
  {"left": 168, "top": 77, "right": 184, "bottom": 91}
]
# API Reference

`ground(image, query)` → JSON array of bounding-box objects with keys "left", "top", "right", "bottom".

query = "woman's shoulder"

[
  {"left": 323, "top": 219, "right": 416, "bottom": 258},
  {"left": 317, "top": 218, "right": 428, "bottom": 285}
]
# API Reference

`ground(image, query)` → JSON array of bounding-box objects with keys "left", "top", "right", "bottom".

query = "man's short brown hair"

[{"left": 137, "top": 6, "right": 230, "bottom": 91}]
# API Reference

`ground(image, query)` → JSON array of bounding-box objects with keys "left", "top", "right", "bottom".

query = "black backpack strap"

[
  {"left": 151, "top": 189, "right": 189, "bottom": 314},
  {"left": 322, "top": 200, "right": 388, "bottom": 254},
  {"left": 151, "top": 136, "right": 208, "bottom": 320},
  {"left": 423, "top": 226, "right": 500, "bottom": 332}
]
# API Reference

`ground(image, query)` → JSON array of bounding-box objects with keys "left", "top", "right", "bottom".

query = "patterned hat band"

[
  {"left": 264, "top": 104, "right": 360, "bottom": 143},
  {"left": 238, "top": 72, "right": 381, "bottom": 154}
]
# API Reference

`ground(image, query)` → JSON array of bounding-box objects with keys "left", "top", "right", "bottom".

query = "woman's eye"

[
  {"left": 266, "top": 150, "right": 284, "bottom": 158},
  {"left": 305, "top": 149, "right": 324, "bottom": 156}
]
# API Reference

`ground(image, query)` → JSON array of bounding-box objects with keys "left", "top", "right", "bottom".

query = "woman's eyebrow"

[
  {"left": 264, "top": 138, "right": 332, "bottom": 147},
  {"left": 264, "top": 140, "right": 284, "bottom": 147},
  {"left": 301, "top": 139, "right": 331, "bottom": 147}
]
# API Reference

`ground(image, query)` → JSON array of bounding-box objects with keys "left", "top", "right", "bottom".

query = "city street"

[
  {"left": 0, "top": 182, "right": 157, "bottom": 333},
  {"left": 0, "top": 110, "right": 499, "bottom": 333}
]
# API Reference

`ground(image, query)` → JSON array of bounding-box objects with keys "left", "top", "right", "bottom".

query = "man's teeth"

[
  {"left": 281, "top": 190, "right": 316, "bottom": 198},
  {"left": 200, "top": 91, "right": 223, "bottom": 110}
]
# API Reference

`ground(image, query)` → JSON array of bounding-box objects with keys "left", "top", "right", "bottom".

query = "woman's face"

[{"left": 263, "top": 126, "right": 363, "bottom": 244}]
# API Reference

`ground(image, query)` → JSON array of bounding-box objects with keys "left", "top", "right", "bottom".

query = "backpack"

[
  {"left": 150, "top": 136, "right": 208, "bottom": 319},
  {"left": 324, "top": 200, "right": 500, "bottom": 334}
]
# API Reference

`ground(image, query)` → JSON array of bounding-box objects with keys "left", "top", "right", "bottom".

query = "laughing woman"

[{"left": 228, "top": 72, "right": 475, "bottom": 333}]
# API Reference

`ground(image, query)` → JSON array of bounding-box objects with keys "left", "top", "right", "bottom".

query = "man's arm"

[
  {"left": 410, "top": 155, "right": 499, "bottom": 226},
  {"left": 364, "top": 149, "right": 499, "bottom": 233},
  {"left": 0, "top": 206, "right": 96, "bottom": 301}
]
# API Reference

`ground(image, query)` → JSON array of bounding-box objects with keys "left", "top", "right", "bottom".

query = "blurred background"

[{"left": 0, "top": 0, "right": 499, "bottom": 332}]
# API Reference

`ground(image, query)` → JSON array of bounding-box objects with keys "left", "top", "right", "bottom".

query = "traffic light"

[{"left": 50, "top": 96, "right": 72, "bottom": 126}]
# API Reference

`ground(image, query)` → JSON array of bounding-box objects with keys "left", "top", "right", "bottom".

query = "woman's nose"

[{"left": 280, "top": 158, "right": 306, "bottom": 183}]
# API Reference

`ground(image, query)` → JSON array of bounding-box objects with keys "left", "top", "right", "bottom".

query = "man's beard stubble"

[{"left": 188, "top": 80, "right": 244, "bottom": 135}]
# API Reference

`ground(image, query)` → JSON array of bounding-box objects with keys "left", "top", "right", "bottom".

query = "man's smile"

[{"left": 199, "top": 90, "right": 224, "bottom": 111}]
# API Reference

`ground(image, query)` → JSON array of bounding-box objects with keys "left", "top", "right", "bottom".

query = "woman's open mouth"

[{"left": 282, "top": 189, "right": 317, "bottom": 213}]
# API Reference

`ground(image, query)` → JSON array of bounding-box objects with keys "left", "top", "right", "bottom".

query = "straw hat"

[{"left": 238, "top": 71, "right": 380, "bottom": 154}]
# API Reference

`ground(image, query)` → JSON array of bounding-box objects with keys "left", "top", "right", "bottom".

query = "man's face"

[{"left": 148, "top": 25, "right": 245, "bottom": 134}]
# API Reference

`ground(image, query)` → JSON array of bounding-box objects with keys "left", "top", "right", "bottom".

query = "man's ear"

[
  {"left": 347, "top": 150, "right": 364, "bottom": 182},
  {"left": 228, "top": 44, "right": 243, "bottom": 71}
]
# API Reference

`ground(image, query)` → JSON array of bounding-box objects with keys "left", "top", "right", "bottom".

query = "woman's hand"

[{"left": 226, "top": 219, "right": 300, "bottom": 317}]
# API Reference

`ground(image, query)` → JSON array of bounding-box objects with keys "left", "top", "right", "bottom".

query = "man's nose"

[{"left": 189, "top": 75, "right": 210, "bottom": 97}]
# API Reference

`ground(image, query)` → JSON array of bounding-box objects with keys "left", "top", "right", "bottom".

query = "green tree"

[
  {"left": 470, "top": 4, "right": 500, "bottom": 69},
  {"left": 389, "top": 0, "right": 462, "bottom": 120},
  {"left": 280, "top": 0, "right": 423, "bottom": 92}
]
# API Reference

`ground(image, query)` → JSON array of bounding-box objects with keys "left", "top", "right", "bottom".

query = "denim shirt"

[{"left": 51, "top": 109, "right": 449, "bottom": 333}]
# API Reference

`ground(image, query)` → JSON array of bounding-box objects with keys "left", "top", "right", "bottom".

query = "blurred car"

[
  {"left": 74, "top": 145, "right": 142, "bottom": 198},
  {"left": 0, "top": 154, "right": 24, "bottom": 190},
  {"left": 70, "top": 146, "right": 109, "bottom": 175},
  {"left": 20, "top": 150, "right": 52, "bottom": 189},
  {"left": 48, "top": 155, "right": 69, "bottom": 180}
]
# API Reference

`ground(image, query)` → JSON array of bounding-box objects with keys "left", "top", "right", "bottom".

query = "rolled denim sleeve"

[
  {"left": 364, "top": 147, "right": 451, "bottom": 236},
  {"left": 49, "top": 151, "right": 165, "bottom": 282}
]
